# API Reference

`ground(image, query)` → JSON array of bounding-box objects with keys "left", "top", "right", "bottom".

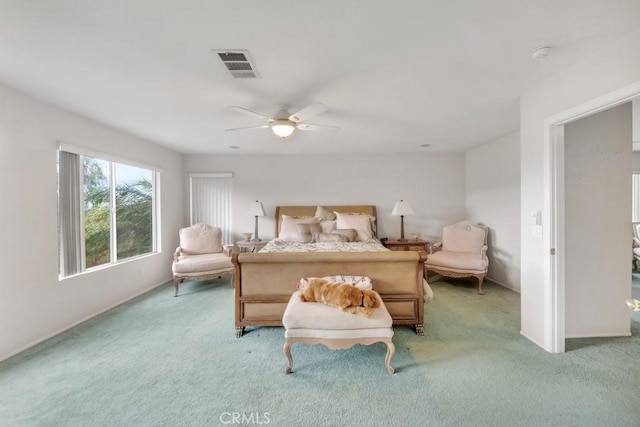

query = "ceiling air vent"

[{"left": 212, "top": 49, "right": 259, "bottom": 79}]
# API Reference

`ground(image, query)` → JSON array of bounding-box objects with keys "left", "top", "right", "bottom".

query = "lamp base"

[{"left": 250, "top": 238, "right": 262, "bottom": 242}]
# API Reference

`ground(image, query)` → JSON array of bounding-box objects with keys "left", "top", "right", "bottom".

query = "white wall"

[
  {"left": 564, "top": 103, "right": 632, "bottom": 337},
  {"left": 520, "top": 29, "right": 640, "bottom": 350},
  {"left": 0, "top": 83, "right": 184, "bottom": 361},
  {"left": 183, "top": 153, "right": 466, "bottom": 244},
  {"left": 465, "top": 131, "right": 521, "bottom": 292}
]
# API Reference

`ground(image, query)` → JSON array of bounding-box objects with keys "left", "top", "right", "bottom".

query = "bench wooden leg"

[
  {"left": 385, "top": 341, "right": 396, "bottom": 375},
  {"left": 283, "top": 341, "right": 293, "bottom": 374}
]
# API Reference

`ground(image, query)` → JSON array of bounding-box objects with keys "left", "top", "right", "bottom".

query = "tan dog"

[{"left": 299, "top": 279, "right": 381, "bottom": 316}]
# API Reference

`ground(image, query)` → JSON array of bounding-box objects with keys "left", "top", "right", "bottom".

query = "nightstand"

[
  {"left": 235, "top": 240, "right": 268, "bottom": 253},
  {"left": 382, "top": 239, "right": 429, "bottom": 252}
]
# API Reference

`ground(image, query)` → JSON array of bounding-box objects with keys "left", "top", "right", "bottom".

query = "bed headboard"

[{"left": 274, "top": 205, "right": 377, "bottom": 236}]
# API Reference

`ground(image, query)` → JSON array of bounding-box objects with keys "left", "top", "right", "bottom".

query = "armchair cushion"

[
  {"left": 179, "top": 223, "right": 224, "bottom": 255},
  {"left": 426, "top": 251, "right": 488, "bottom": 271},
  {"left": 172, "top": 253, "right": 233, "bottom": 274}
]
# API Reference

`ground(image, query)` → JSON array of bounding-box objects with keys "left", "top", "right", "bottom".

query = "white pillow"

[
  {"left": 296, "top": 223, "right": 322, "bottom": 243},
  {"left": 312, "top": 232, "right": 347, "bottom": 243},
  {"left": 320, "top": 220, "right": 336, "bottom": 233},
  {"left": 335, "top": 212, "right": 374, "bottom": 241},
  {"left": 279, "top": 215, "right": 320, "bottom": 241},
  {"left": 297, "top": 275, "right": 373, "bottom": 290},
  {"left": 331, "top": 228, "right": 358, "bottom": 242}
]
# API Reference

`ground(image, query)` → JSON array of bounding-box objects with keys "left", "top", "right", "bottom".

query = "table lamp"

[
  {"left": 249, "top": 200, "right": 266, "bottom": 242},
  {"left": 391, "top": 200, "right": 414, "bottom": 242}
]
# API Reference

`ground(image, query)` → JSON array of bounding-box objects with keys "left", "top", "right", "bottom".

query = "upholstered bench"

[{"left": 282, "top": 290, "right": 395, "bottom": 375}]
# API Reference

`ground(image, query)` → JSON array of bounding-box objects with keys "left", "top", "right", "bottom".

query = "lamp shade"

[
  {"left": 249, "top": 200, "right": 266, "bottom": 217},
  {"left": 391, "top": 200, "right": 414, "bottom": 216}
]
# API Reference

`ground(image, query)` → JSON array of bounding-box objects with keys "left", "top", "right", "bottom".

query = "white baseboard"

[
  {"left": 487, "top": 276, "right": 520, "bottom": 294},
  {"left": 565, "top": 331, "right": 632, "bottom": 339},
  {"left": 520, "top": 330, "right": 546, "bottom": 350},
  {"left": 0, "top": 277, "right": 171, "bottom": 363}
]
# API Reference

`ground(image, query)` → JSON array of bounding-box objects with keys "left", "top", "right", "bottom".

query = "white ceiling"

[{"left": 1, "top": 0, "right": 639, "bottom": 155}]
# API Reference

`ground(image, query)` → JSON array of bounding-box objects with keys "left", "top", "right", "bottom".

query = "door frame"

[{"left": 542, "top": 81, "right": 640, "bottom": 353}]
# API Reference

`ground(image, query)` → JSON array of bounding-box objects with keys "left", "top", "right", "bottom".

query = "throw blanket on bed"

[{"left": 259, "top": 238, "right": 390, "bottom": 253}]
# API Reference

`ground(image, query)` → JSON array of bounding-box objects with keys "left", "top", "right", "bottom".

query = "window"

[{"left": 57, "top": 146, "right": 158, "bottom": 278}]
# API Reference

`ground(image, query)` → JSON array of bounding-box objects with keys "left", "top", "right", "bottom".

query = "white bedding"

[{"left": 259, "top": 238, "right": 389, "bottom": 253}]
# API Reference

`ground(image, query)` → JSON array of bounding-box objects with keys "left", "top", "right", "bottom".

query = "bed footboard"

[{"left": 232, "top": 250, "right": 427, "bottom": 337}]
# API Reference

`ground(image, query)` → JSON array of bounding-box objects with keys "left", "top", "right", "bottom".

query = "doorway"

[{"left": 543, "top": 83, "right": 640, "bottom": 353}]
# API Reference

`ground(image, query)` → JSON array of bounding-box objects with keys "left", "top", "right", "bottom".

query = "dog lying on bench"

[{"left": 299, "top": 278, "right": 381, "bottom": 316}]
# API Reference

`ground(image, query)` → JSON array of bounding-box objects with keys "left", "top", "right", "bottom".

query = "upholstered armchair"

[
  {"left": 172, "top": 223, "right": 234, "bottom": 297},
  {"left": 424, "top": 221, "right": 489, "bottom": 294},
  {"left": 632, "top": 222, "right": 640, "bottom": 270}
]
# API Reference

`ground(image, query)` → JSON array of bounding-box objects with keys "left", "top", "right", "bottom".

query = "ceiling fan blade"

[
  {"left": 296, "top": 123, "right": 340, "bottom": 131},
  {"left": 228, "top": 106, "right": 272, "bottom": 121},
  {"left": 225, "top": 124, "right": 270, "bottom": 132},
  {"left": 288, "top": 103, "right": 328, "bottom": 123}
]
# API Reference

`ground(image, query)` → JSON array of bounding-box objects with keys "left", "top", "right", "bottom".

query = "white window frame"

[{"left": 57, "top": 142, "right": 161, "bottom": 278}]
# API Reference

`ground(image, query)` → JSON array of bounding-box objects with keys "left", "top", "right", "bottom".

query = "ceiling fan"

[{"left": 225, "top": 103, "right": 340, "bottom": 139}]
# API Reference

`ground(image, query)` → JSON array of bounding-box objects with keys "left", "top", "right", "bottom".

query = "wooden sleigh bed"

[{"left": 232, "top": 205, "right": 428, "bottom": 337}]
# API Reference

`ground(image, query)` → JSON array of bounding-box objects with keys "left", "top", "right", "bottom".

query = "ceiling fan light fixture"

[{"left": 271, "top": 120, "right": 296, "bottom": 138}]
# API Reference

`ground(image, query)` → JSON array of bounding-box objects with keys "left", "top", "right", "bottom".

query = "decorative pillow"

[
  {"left": 330, "top": 228, "right": 358, "bottom": 242},
  {"left": 297, "top": 275, "right": 373, "bottom": 290},
  {"left": 279, "top": 215, "right": 320, "bottom": 241},
  {"left": 296, "top": 222, "right": 322, "bottom": 243},
  {"left": 312, "top": 232, "right": 348, "bottom": 243},
  {"left": 320, "top": 220, "right": 337, "bottom": 233},
  {"left": 314, "top": 206, "right": 337, "bottom": 221},
  {"left": 335, "top": 212, "right": 374, "bottom": 241}
]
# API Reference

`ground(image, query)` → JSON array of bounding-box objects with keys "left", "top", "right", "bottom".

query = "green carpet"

[{"left": 1, "top": 275, "right": 639, "bottom": 427}]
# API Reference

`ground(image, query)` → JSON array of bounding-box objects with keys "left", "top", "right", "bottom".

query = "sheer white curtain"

[
  {"left": 58, "top": 150, "right": 83, "bottom": 276},
  {"left": 633, "top": 174, "right": 640, "bottom": 222},
  {"left": 189, "top": 173, "right": 233, "bottom": 244}
]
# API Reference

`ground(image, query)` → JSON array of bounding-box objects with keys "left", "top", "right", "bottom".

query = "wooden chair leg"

[
  {"left": 478, "top": 275, "right": 484, "bottom": 295},
  {"left": 173, "top": 278, "right": 180, "bottom": 297}
]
